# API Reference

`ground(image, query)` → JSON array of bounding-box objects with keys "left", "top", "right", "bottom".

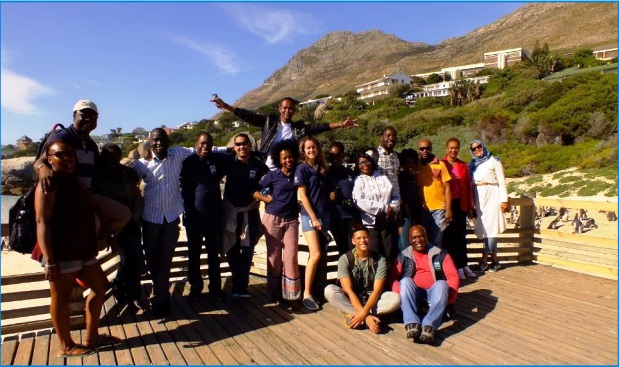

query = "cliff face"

[{"left": 225, "top": 2, "right": 617, "bottom": 111}]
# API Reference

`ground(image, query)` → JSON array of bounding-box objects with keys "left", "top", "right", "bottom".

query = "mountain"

[{"left": 222, "top": 2, "right": 617, "bottom": 112}]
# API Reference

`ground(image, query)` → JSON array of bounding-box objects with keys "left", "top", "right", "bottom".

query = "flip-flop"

[
  {"left": 57, "top": 344, "right": 94, "bottom": 358},
  {"left": 84, "top": 333, "right": 121, "bottom": 349}
]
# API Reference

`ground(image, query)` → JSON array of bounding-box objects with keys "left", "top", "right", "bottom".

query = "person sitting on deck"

[
  {"left": 34, "top": 140, "right": 120, "bottom": 358},
  {"left": 389, "top": 224, "right": 460, "bottom": 344},
  {"left": 324, "top": 224, "right": 401, "bottom": 334}
]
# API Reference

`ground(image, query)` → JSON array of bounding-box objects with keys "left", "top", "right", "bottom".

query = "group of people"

[{"left": 33, "top": 96, "right": 510, "bottom": 356}]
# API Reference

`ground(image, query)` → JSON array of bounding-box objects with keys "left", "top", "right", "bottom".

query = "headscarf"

[{"left": 468, "top": 139, "right": 492, "bottom": 173}]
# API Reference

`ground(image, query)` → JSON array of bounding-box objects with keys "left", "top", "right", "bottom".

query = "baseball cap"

[{"left": 73, "top": 100, "right": 98, "bottom": 113}]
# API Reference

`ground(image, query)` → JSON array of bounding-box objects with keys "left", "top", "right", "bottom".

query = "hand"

[
  {"left": 329, "top": 191, "right": 338, "bottom": 201},
  {"left": 348, "top": 312, "right": 367, "bottom": 329},
  {"left": 445, "top": 209, "right": 453, "bottom": 222},
  {"left": 342, "top": 116, "right": 359, "bottom": 128},
  {"left": 365, "top": 315, "right": 381, "bottom": 334},
  {"left": 501, "top": 202, "right": 510, "bottom": 213},
  {"left": 210, "top": 95, "right": 227, "bottom": 109},
  {"left": 45, "top": 265, "right": 59, "bottom": 282},
  {"left": 38, "top": 165, "right": 55, "bottom": 194},
  {"left": 311, "top": 218, "right": 323, "bottom": 231},
  {"left": 386, "top": 206, "right": 394, "bottom": 219},
  {"left": 265, "top": 195, "right": 273, "bottom": 204}
]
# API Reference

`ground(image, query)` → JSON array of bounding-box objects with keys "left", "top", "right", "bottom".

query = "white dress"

[{"left": 471, "top": 157, "right": 508, "bottom": 238}]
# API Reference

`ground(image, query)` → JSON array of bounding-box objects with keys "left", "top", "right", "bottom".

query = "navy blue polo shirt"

[
  {"left": 46, "top": 125, "right": 99, "bottom": 189},
  {"left": 327, "top": 166, "right": 360, "bottom": 220},
  {"left": 259, "top": 169, "right": 299, "bottom": 219},
  {"left": 180, "top": 153, "right": 225, "bottom": 223},
  {"left": 223, "top": 155, "right": 268, "bottom": 208},
  {"left": 294, "top": 162, "right": 327, "bottom": 216}
]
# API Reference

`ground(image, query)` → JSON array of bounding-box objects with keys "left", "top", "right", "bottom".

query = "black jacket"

[{"left": 233, "top": 107, "right": 331, "bottom": 155}]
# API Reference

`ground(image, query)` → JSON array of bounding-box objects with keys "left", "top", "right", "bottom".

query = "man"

[
  {"left": 34, "top": 100, "right": 131, "bottom": 250},
  {"left": 324, "top": 224, "right": 401, "bottom": 334},
  {"left": 132, "top": 128, "right": 195, "bottom": 318},
  {"left": 180, "top": 133, "right": 226, "bottom": 302},
  {"left": 211, "top": 95, "right": 358, "bottom": 170},
  {"left": 376, "top": 127, "right": 400, "bottom": 194},
  {"left": 416, "top": 138, "right": 452, "bottom": 247},
  {"left": 221, "top": 133, "right": 269, "bottom": 298},
  {"left": 389, "top": 225, "right": 459, "bottom": 344}
]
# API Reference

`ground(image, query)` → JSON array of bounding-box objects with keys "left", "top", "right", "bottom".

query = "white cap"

[{"left": 73, "top": 100, "right": 98, "bottom": 113}]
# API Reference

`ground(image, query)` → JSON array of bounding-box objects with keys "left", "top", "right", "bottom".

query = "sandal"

[
  {"left": 57, "top": 344, "right": 94, "bottom": 358},
  {"left": 84, "top": 333, "right": 121, "bottom": 349}
]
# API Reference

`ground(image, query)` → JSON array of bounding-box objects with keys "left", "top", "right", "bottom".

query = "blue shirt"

[
  {"left": 294, "top": 162, "right": 327, "bottom": 216},
  {"left": 327, "top": 166, "right": 359, "bottom": 220},
  {"left": 223, "top": 155, "right": 268, "bottom": 208},
  {"left": 133, "top": 146, "right": 194, "bottom": 224},
  {"left": 180, "top": 153, "right": 225, "bottom": 223},
  {"left": 259, "top": 169, "right": 299, "bottom": 219}
]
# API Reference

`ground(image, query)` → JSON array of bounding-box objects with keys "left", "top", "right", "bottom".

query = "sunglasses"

[
  {"left": 471, "top": 145, "right": 483, "bottom": 151},
  {"left": 328, "top": 152, "right": 343, "bottom": 158},
  {"left": 418, "top": 147, "right": 432, "bottom": 151},
  {"left": 50, "top": 151, "right": 76, "bottom": 159},
  {"left": 234, "top": 141, "right": 249, "bottom": 147},
  {"left": 357, "top": 161, "right": 372, "bottom": 167}
]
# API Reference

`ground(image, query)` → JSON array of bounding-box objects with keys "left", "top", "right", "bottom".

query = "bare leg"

[
  {"left": 303, "top": 230, "right": 321, "bottom": 299},
  {"left": 79, "top": 263, "right": 110, "bottom": 345},
  {"left": 50, "top": 272, "right": 80, "bottom": 350}
]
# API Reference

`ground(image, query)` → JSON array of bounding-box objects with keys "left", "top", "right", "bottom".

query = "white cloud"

[
  {"left": 169, "top": 36, "right": 241, "bottom": 74},
  {"left": 1, "top": 67, "right": 54, "bottom": 115},
  {"left": 223, "top": 4, "right": 318, "bottom": 44}
]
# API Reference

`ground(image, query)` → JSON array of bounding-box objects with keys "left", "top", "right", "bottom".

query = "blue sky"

[{"left": 1, "top": 1, "right": 525, "bottom": 146}]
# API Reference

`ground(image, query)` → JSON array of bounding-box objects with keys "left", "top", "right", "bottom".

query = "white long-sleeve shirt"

[{"left": 352, "top": 169, "right": 400, "bottom": 227}]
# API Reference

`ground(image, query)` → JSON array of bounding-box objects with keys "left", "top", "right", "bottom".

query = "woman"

[
  {"left": 92, "top": 143, "right": 146, "bottom": 313},
  {"left": 352, "top": 149, "right": 400, "bottom": 261},
  {"left": 469, "top": 140, "right": 510, "bottom": 273},
  {"left": 34, "top": 140, "right": 119, "bottom": 358},
  {"left": 441, "top": 138, "right": 476, "bottom": 279},
  {"left": 256, "top": 140, "right": 302, "bottom": 309},
  {"left": 326, "top": 141, "right": 360, "bottom": 255},
  {"left": 295, "top": 136, "right": 330, "bottom": 311},
  {"left": 397, "top": 148, "right": 423, "bottom": 252}
]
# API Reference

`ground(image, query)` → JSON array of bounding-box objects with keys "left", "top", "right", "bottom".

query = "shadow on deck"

[{"left": 2, "top": 263, "right": 617, "bottom": 365}]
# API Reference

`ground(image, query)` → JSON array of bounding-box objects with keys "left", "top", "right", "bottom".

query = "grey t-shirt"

[{"left": 337, "top": 251, "right": 387, "bottom": 293}]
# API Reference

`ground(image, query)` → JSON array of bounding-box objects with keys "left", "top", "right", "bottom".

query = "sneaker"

[
  {"left": 488, "top": 262, "right": 501, "bottom": 273},
  {"left": 477, "top": 262, "right": 489, "bottom": 272},
  {"left": 230, "top": 291, "right": 251, "bottom": 298},
  {"left": 463, "top": 266, "right": 477, "bottom": 278},
  {"left": 419, "top": 325, "right": 435, "bottom": 344},
  {"left": 209, "top": 290, "right": 226, "bottom": 301},
  {"left": 457, "top": 268, "right": 466, "bottom": 280},
  {"left": 405, "top": 323, "right": 421, "bottom": 342},
  {"left": 344, "top": 314, "right": 353, "bottom": 328},
  {"left": 302, "top": 296, "right": 320, "bottom": 311}
]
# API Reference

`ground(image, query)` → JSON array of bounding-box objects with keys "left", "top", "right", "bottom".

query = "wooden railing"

[{"left": 1, "top": 195, "right": 616, "bottom": 334}]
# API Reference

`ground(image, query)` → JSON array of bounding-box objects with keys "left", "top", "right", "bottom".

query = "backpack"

[
  {"left": 7, "top": 123, "right": 67, "bottom": 254},
  {"left": 7, "top": 186, "right": 36, "bottom": 254}
]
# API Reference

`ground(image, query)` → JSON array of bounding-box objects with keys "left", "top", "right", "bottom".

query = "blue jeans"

[
  {"left": 142, "top": 218, "right": 180, "bottom": 306},
  {"left": 422, "top": 209, "right": 445, "bottom": 247},
  {"left": 399, "top": 277, "right": 449, "bottom": 329}
]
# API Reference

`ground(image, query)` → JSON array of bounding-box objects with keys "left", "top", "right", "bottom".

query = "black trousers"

[
  {"left": 185, "top": 218, "right": 223, "bottom": 294},
  {"left": 442, "top": 199, "right": 468, "bottom": 268}
]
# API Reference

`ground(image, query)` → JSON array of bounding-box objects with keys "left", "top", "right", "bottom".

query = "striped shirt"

[
  {"left": 133, "top": 146, "right": 195, "bottom": 224},
  {"left": 377, "top": 145, "right": 400, "bottom": 196}
]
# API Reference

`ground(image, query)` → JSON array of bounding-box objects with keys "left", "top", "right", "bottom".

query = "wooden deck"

[{"left": 2, "top": 263, "right": 617, "bottom": 365}]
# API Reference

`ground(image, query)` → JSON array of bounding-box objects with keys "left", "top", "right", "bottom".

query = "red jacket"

[{"left": 441, "top": 156, "right": 474, "bottom": 212}]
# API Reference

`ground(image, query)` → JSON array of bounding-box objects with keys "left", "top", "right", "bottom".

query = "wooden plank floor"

[{"left": 2, "top": 263, "right": 617, "bottom": 365}]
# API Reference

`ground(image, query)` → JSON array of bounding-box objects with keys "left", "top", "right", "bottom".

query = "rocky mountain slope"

[{"left": 227, "top": 2, "right": 617, "bottom": 111}]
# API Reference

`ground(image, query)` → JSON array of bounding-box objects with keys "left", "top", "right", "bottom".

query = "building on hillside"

[
  {"left": 404, "top": 75, "right": 490, "bottom": 104},
  {"left": 412, "top": 63, "right": 486, "bottom": 82},
  {"left": 16, "top": 136, "right": 33, "bottom": 150},
  {"left": 178, "top": 122, "right": 198, "bottom": 130},
  {"left": 542, "top": 63, "right": 618, "bottom": 82},
  {"left": 356, "top": 72, "right": 413, "bottom": 103},
  {"left": 298, "top": 96, "right": 331, "bottom": 109},
  {"left": 592, "top": 45, "right": 618, "bottom": 61},
  {"left": 483, "top": 48, "right": 531, "bottom": 69}
]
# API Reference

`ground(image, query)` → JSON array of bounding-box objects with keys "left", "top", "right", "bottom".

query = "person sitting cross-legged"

[
  {"left": 389, "top": 224, "right": 459, "bottom": 344},
  {"left": 324, "top": 224, "right": 401, "bottom": 334}
]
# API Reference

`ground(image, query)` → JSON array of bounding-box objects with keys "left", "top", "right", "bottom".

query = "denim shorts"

[
  {"left": 300, "top": 212, "right": 331, "bottom": 233},
  {"left": 57, "top": 257, "right": 98, "bottom": 274}
]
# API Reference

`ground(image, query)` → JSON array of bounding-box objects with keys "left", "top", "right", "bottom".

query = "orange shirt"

[{"left": 416, "top": 158, "right": 452, "bottom": 211}]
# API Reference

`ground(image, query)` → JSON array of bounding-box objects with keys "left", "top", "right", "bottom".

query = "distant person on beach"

[
  {"left": 35, "top": 139, "right": 119, "bottom": 358},
  {"left": 180, "top": 132, "right": 227, "bottom": 302},
  {"left": 91, "top": 143, "right": 146, "bottom": 314},
  {"left": 33, "top": 99, "right": 131, "bottom": 252},
  {"left": 324, "top": 224, "right": 400, "bottom": 333},
  {"left": 441, "top": 138, "right": 476, "bottom": 280},
  {"left": 468, "top": 140, "right": 509, "bottom": 273},
  {"left": 132, "top": 128, "right": 197, "bottom": 318},
  {"left": 255, "top": 139, "right": 302, "bottom": 308},
  {"left": 220, "top": 133, "right": 269, "bottom": 298},
  {"left": 211, "top": 95, "right": 358, "bottom": 170}
]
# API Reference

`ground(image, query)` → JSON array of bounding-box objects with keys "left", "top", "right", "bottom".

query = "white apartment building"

[
  {"left": 483, "top": 48, "right": 530, "bottom": 69},
  {"left": 298, "top": 96, "right": 332, "bottom": 109},
  {"left": 405, "top": 75, "right": 490, "bottom": 103},
  {"left": 592, "top": 45, "right": 618, "bottom": 61},
  {"left": 356, "top": 72, "right": 413, "bottom": 102},
  {"left": 413, "top": 63, "right": 485, "bottom": 81}
]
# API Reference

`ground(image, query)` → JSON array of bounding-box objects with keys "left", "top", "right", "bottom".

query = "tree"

[
  {"left": 131, "top": 127, "right": 147, "bottom": 136},
  {"left": 411, "top": 76, "right": 427, "bottom": 86},
  {"left": 530, "top": 40, "right": 551, "bottom": 78},
  {"left": 426, "top": 73, "right": 443, "bottom": 84},
  {"left": 389, "top": 83, "right": 412, "bottom": 98},
  {"left": 109, "top": 127, "right": 123, "bottom": 139}
]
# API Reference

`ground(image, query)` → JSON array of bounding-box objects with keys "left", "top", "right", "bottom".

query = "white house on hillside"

[
  {"left": 298, "top": 96, "right": 332, "bottom": 109},
  {"left": 592, "top": 45, "right": 618, "bottom": 61},
  {"left": 483, "top": 48, "right": 530, "bottom": 69},
  {"left": 412, "top": 63, "right": 485, "bottom": 81},
  {"left": 356, "top": 72, "right": 412, "bottom": 103},
  {"left": 405, "top": 75, "right": 490, "bottom": 103}
]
